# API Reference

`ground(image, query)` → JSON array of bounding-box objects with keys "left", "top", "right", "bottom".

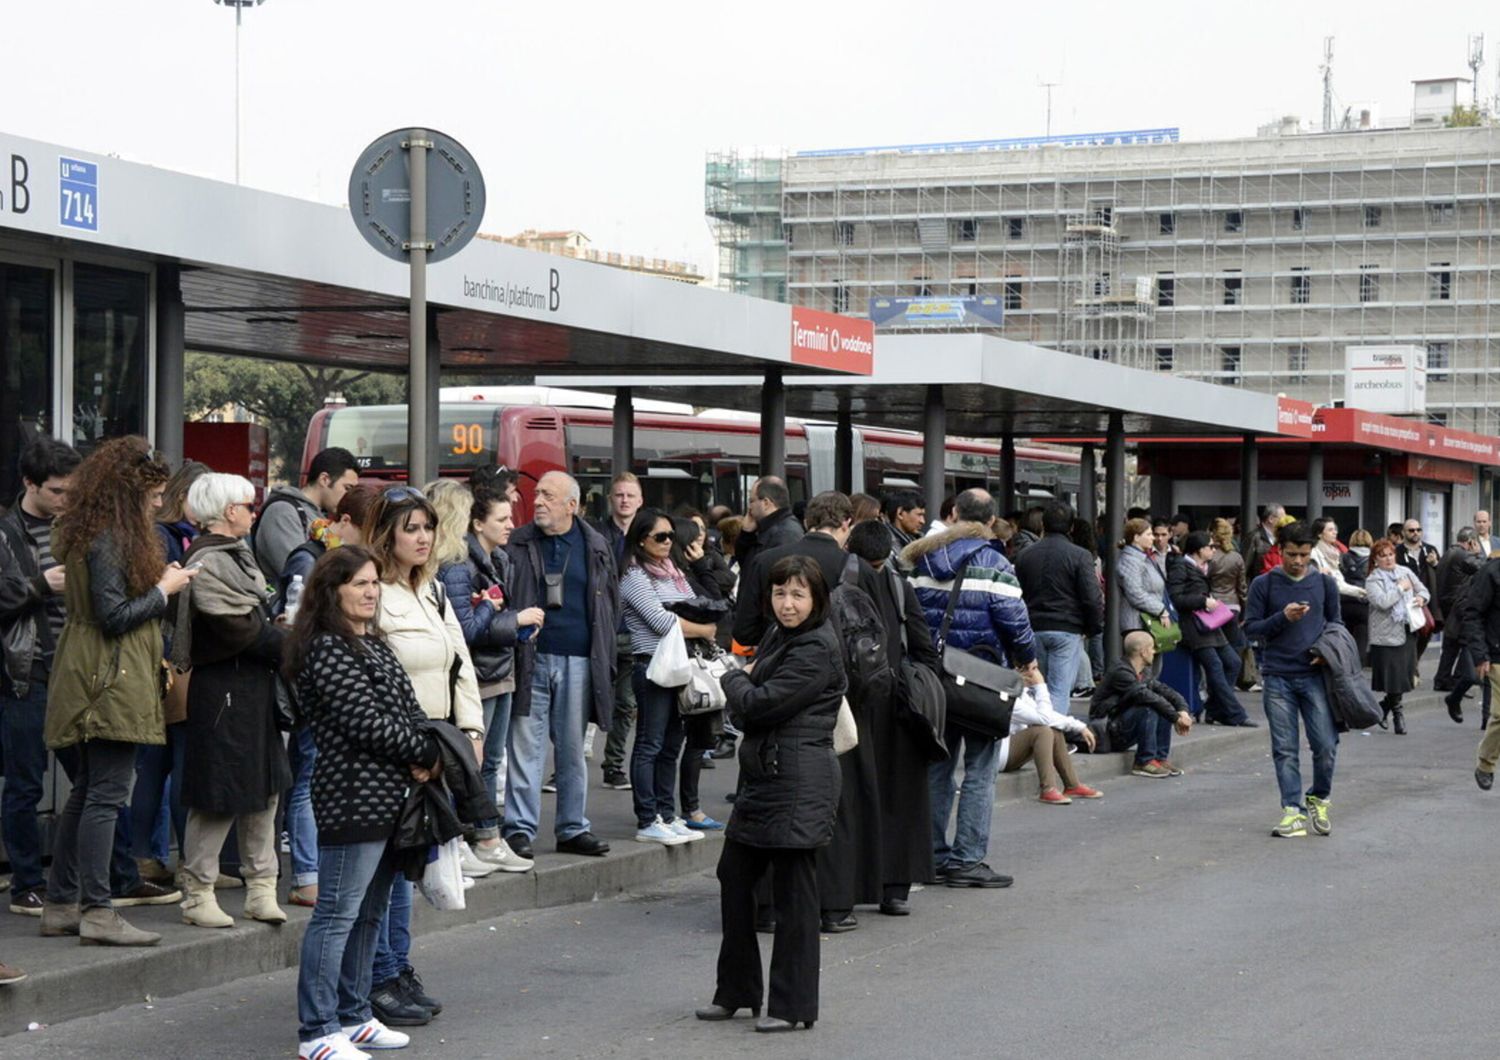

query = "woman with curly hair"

[{"left": 42, "top": 437, "right": 197, "bottom": 946}]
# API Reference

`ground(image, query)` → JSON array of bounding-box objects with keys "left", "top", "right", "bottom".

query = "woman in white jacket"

[
  {"left": 363, "top": 485, "right": 485, "bottom": 1029},
  {"left": 998, "top": 685, "right": 1104, "bottom": 804}
]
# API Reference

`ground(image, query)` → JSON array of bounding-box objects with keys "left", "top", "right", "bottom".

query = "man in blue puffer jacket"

[{"left": 902, "top": 489, "right": 1042, "bottom": 889}]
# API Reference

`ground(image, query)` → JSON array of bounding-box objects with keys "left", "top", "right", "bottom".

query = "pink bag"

[{"left": 1194, "top": 606, "right": 1235, "bottom": 633}]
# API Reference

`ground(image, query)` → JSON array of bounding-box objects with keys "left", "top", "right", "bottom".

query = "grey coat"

[
  {"left": 1364, "top": 566, "right": 1429, "bottom": 648},
  {"left": 1117, "top": 545, "right": 1167, "bottom": 631}
]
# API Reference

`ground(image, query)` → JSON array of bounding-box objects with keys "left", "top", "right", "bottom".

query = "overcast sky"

[{"left": 6, "top": 1, "right": 1497, "bottom": 275}]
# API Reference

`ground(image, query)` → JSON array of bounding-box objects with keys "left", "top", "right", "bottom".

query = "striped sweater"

[{"left": 620, "top": 564, "right": 694, "bottom": 656}]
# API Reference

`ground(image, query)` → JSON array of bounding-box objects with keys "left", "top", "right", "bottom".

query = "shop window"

[
  {"left": 0, "top": 264, "right": 55, "bottom": 500},
  {"left": 73, "top": 264, "right": 148, "bottom": 450}
]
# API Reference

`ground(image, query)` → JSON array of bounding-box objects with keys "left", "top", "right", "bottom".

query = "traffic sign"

[{"left": 347, "top": 128, "right": 485, "bottom": 264}]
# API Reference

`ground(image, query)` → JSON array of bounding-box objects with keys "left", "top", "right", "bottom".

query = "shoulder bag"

[
  {"left": 935, "top": 564, "right": 1024, "bottom": 739},
  {"left": 677, "top": 642, "right": 734, "bottom": 715},
  {"left": 1140, "top": 610, "right": 1183, "bottom": 653}
]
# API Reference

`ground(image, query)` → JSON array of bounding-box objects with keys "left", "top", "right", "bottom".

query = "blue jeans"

[
  {"left": 371, "top": 874, "right": 412, "bottom": 987},
  {"left": 130, "top": 721, "right": 187, "bottom": 865},
  {"left": 630, "top": 661, "right": 684, "bottom": 829},
  {"left": 1032, "top": 630, "right": 1085, "bottom": 717},
  {"left": 1194, "top": 644, "right": 1248, "bottom": 724},
  {"left": 1116, "top": 706, "right": 1174, "bottom": 766},
  {"left": 476, "top": 692, "right": 513, "bottom": 839},
  {"left": 505, "top": 653, "right": 592, "bottom": 843},
  {"left": 287, "top": 727, "right": 319, "bottom": 887},
  {"left": 929, "top": 725, "right": 1000, "bottom": 870},
  {"left": 1262, "top": 673, "right": 1339, "bottom": 809},
  {"left": 296, "top": 839, "right": 398, "bottom": 1041},
  {"left": 1, "top": 683, "right": 51, "bottom": 896}
]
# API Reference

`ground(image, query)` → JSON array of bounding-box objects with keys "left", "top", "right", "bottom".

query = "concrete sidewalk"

[{"left": 0, "top": 678, "right": 1458, "bottom": 1034}]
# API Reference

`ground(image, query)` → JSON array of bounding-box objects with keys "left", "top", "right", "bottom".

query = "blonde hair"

[
  {"left": 424, "top": 479, "right": 473, "bottom": 567},
  {"left": 1210, "top": 517, "right": 1234, "bottom": 554},
  {"left": 1349, "top": 528, "right": 1374, "bottom": 548}
]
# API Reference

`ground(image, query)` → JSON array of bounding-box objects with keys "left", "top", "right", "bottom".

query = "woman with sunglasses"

[{"left": 620, "top": 509, "right": 719, "bottom": 845}]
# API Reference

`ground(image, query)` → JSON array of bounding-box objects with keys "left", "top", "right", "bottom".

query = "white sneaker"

[
  {"left": 341, "top": 1017, "right": 409, "bottom": 1050},
  {"left": 462, "top": 876, "right": 475, "bottom": 890},
  {"left": 474, "top": 837, "right": 534, "bottom": 873},
  {"left": 457, "top": 840, "right": 497, "bottom": 878},
  {"left": 635, "top": 816, "right": 690, "bottom": 845},
  {"left": 299, "top": 1031, "right": 371, "bottom": 1060},
  {"left": 665, "top": 817, "right": 705, "bottom": 842}
]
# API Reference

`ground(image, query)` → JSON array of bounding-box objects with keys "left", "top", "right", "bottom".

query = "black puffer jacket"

[
  {"left": 437, "top": 534, "right": 520, "bottom": 687},
  {"left": 1166, "top": 555, "right": 1229, "bottom": 650},
  {"left": 721, "top": 618, "right": 845, "bottom": 850}
]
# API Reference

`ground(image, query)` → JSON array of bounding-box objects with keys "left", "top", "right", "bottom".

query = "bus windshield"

[{"left": 323, "top": 406, "right": 497, "bottom": 473}]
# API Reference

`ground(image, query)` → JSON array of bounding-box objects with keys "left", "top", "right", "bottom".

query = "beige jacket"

[{"left": 376, "top": 577, "right": 484, "bottom": 734}]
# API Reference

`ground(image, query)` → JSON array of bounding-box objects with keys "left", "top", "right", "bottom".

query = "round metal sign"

[{"left": 348, "top": 128, "right": 486, "bottom": 263}]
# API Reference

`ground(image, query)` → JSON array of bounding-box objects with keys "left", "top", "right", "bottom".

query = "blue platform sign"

[{"left": 58, "top": 157, "right": 98, "bottom": 232}]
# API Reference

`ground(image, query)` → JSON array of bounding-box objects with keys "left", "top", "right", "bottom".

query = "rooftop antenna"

[
  {"left": 1039, "top": 79, "right": 1059, "bottom": 138},
  {"left": 1469, "top": 34, "right": 1485, "bottom": 108},
  {"left": 1320, "top": 36, "right": 1334, "bottom": 132}
]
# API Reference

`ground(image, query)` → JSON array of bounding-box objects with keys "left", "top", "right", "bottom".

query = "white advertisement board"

[{"left": 1344, "top": 345, "right": 1427, "bottom": 415}]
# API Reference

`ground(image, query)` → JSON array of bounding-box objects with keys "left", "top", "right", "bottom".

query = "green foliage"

[
  {"left": 183, "top": 352, "right": 406, "bottom": 480},
  {"left": 1447, "top": 104, "right": 1484, "bottom": 127}
]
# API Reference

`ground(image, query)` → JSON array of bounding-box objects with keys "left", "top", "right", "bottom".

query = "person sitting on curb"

[
  {"left": 1088, "top": 631, "right": 1193, "bottom": 778},
  {"left": 998, "top": 684, "right": 1102, "bottom": 804}
]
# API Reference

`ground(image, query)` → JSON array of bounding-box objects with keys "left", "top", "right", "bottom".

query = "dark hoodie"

[{"left": 900, "top": 522, "right": 1036, "bottom": 667}]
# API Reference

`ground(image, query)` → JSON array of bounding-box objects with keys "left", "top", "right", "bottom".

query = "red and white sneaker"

[
  {"left": 298, "top": 1033, "right": 370, "bottom": 1060},
  {"left": 1037, "top": 788, "right": 1073, "bottom": 805},
  {"left": 1063, "top": 784, "right": 1103, "bottom": 799},
  {"left": 341, "top": 1018, "right": 410, "bottom": 1050}
]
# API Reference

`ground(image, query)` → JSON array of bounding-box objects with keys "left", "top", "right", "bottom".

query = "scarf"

[
  {"left": 169, "top": 536, "right": 269, "bottom": 669},
  {"left": 643, "top": 557, "right": 691, "bottom": 594}
]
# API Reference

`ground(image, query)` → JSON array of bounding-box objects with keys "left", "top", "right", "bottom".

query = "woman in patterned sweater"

[{"left": 287, "top": 546, "right": 440, "bottom": 1060}]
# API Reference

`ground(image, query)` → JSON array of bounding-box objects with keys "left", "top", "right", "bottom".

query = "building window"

[
  {"left": 1222, "top": 271, "right": 1243, "bottom": 306},
  {"left": 963, "top": 281, "right": 978, "bottom": 297},
  {"left": 1154, "top": 346, "right": 1174, "bottom": 371},
  {"left": 832, "top": 283, "right": 849, "bottom": 313},
  {"left": 1286, "top": 344, "right": 1309, "bottom": 382},
  {"left": 1007, "top": 217, "right": 1025, "bottom": 239},
  {"left": 1359, "top": 265, "right": 1379, "bottom": 303},
  {"left": 1093, "top": 205, "right": 1114, "bottom": 227},
  {"left": 1289, "top": 267, "right": 1311, "bottom": 305},
  {"left": 1158, "top": 212, "right": 1175, "bottom": 235},
  {"left": 73, "top": 264, "right": 148, "bottom": 451},
  {"left": 1004, "top": 280, "right": 1023, "bottom": 310},
  {"left": 1224, "top": 210, "right": 1243, "bottom": 233},
  {"left": 782, "top": 224, "right": 794, "bottom": 247},
  {"left": 1430, "top": 202, "right": 1456, "bottom": 225},
  {"left": 0, "top": 264, "right": 55, "bottom": 501},
  {"left": 1429, "top": 263, "right": 1452, "bottom": 301},
  {"left": 954, "top": 219, "right": 978, "bottom": 242},
  {"left": 913, "top": 279, "right": 933, "bottom": 297},
  {"left": 1427, "top": 410, "right": 1449, "bottom": 427},
  {"left": 1291, "top": 207, "right": 1305, "bottom": 231},
  {"left": 1220, "top": 346, "right": 1242, "bottom": 385},
  {"left": 1364, "top": 205, "right": 1382, "bottom": 228},
  {"left": 835, "top": 221, "right": 854, "bottom": 245},
  {"left": 1157, "top": 275, "right": 1175, "bottom": 307},
  {"left": 1092, "top": 272, "right": 1111, "bottom": 298},
  {"left": 1088, "top": 348, "right": 1108, "bottom": 361},
  {"left": 1427, "top": 341, "right": 1451, "bottom": 381}
]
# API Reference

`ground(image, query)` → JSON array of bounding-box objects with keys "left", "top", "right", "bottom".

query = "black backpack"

[{"left": 829, "top": 554, "right": 893, "bottom": 705}]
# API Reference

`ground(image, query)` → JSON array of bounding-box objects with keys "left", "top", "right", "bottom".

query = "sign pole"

[{"left": 406, "top": 130, "right": 433, "bottom": 487}]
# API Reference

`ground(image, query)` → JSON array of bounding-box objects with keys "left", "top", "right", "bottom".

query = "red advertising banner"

[
  {"left": 1313, "top": 408, "right": 1500, "bottom": 467},
  {"left": 789, "top": 306, "right": 874, "bottom": 375},
  {"left": 1275, "top": 396, "right": 1316, "bottom": 438}
]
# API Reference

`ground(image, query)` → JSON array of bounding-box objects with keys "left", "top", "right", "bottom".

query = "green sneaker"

[
  {"left": 1305, "top": 796, "right": 1331, "bottom": 836},
  {"left": 1271, "top": 806, "right": 1308, "bottom": 838}
]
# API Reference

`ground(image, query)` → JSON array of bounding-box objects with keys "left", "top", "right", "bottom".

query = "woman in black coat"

[
  {"left": 696, "top": 555, "right": 845, "bottom": 1034},
  {"left": 1167, "top": 532, "right": 1249, "bottom": 726}
]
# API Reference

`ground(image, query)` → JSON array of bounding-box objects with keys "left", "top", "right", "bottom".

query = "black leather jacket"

[
  {"left": 392, "top": 719, "right": 497, "bottom": 880},
  {"left": 0, "top": 505, "right": 53, "bottom": 697}
]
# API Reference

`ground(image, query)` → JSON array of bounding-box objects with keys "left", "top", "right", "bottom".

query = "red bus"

[{"left": 301, "top": 387, "right": 1080, "bottom": 521}]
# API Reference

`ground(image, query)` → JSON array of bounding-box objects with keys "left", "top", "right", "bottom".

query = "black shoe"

[
  {"left": 8, "top": 888, "right": 45, "bottom": 916},
  {"left": 601, "top": 770, "right": 632, "bottom": 790},
  {"left": 1478, "top": 768, "right": 1495, "bottom": 791},
  {"left": 1392, "top": 707, "right": 1407, "bottom": 736},
  {"left": 1446, "top": 694, "right": 1465, "bottom": 724},
  {"left": 819, "top": 913, "right": 858, "bottom": 933},
  {"left": 878, "top": 898, "right": 910, "bottom": 917},
  {"left": 504, "top": 833, "right": 534, "bottom": 860},
  {"left": 710, "top": 736, "right": 737, "bottom": 759},
  {"left": 754, "top": 913, "right": 776, "bottom": 934},
  {"left": 933, "top": 864, "right": 950, "bottom": 882},
  {"left": 755, "top": 1016, "right": 814, "bottom": 1032},
  {"left": 556, "top": 831, "right": 610, "bottom": 856},
  {"left": 370, "top": 979, "right": 431, "bottom": 1027},
  {"left": 944, "top": 862, "right": 1013, "bottom": 889},
  {"left": 696, "top": 1003, "right": 759, "bottom": 1021},
  {"left": 399, "top": 965, "right": 442, "bottom": 1016},
  {"left": 724, "top": 791, "right": 737, "bottom": 804}
]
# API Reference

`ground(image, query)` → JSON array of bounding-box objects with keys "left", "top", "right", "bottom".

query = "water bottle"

[{"left": 283, "top": 574, "right": 305, "bottom": 624}]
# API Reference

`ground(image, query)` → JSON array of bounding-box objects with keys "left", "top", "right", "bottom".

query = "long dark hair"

[
  {"left": 365, "top": 485, "right": 439, "bottom": 590},
  {"left": 283, "top": 545, "right": 379, "bottom": 681},
  {"left": 53, "top": 437, "right": 169, "bottom": 596},
  {"left": 767, "top": 554, "right": 829, "bottom": 629},
  {"left": 625, "top": 506, "right": 673, "bottom": 569},
  {"left": 668, "top": 515, "right": 700, "bottom": 570}
]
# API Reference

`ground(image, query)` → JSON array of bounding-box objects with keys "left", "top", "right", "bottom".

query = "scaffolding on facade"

[{"left": 704, "top": 150, "right": 786, "bottom": 300}]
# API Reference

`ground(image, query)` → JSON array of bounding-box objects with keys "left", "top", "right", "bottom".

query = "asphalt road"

[{"left": 11, "top": 694, "right": 1497, "bottom": 1060}]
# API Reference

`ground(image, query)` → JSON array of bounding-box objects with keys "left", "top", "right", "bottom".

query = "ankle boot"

[
  {"left": 79, "top": 907, "right": 160, "bottom": 947},
  {"left": 1392, "top": 704, "right": 1407, "bottom": 735},
  {"left": 243, "top": 876, "right": 287, "bottom": 924},
  {"left": 180, "top": 877, "right": 235, "bottom": 928},
  {"left": 1378, "top": 700, "right": 1392, "bottom": 730},
  {"left": 39, "top": 902, "right": 81, "bottom": 937}
]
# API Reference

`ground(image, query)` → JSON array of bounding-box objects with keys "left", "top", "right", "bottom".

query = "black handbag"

[{"left": 936, "top": 564, "right": 1024, "bottom": 739}]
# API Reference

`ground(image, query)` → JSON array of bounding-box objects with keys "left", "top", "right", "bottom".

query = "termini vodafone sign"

[{"left": 789, "top": 306, "right": 874, "bottom": 375}]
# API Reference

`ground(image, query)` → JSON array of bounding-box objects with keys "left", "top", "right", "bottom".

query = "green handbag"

[{"left": 1140, "top": 611, "right": 1182, "bottom": 653}]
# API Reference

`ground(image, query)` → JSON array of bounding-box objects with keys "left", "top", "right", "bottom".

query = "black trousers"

[
  {"left": 1435, "top": 631, "right": 1462, "bottom": 686},
  {"left": 714, "top": 839, "right": 820, "bottom": 1023}
]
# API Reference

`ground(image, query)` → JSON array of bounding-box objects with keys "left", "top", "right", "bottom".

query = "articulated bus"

[{"left": 301, "top": 387, "right": 1081, "bottom": 522}]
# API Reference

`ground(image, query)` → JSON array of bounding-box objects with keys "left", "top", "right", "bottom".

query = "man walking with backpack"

[{"left": 904, "top": 489, "right": 1042, "bottom": 889}]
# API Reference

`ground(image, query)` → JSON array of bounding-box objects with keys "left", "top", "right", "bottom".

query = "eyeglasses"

[
  {"left": 1404, "top": 526, "right": 1422, "bottom": 534},
  {"left": 384, "top": 485, "right": 426, "bottom": 504},
  {"left": 649, "top": 531, "right": 676, "bottom": 544}
]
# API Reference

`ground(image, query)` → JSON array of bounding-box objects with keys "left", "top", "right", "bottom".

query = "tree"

[
  {"left": 183, "top": 352, "right": 406, "bottom": 481},
  {"left": 1447, "top": 104, "right": 1484, "bottom": 127}
]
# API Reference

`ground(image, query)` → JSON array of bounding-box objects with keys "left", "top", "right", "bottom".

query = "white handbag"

[
  {"left": 677, "top": 645, "right": 733, "bottom": 715},
  {"left": 645, "top": 623, "right": 692, "bottom": 688},
  {"left": 834, "top": 697, "right": 859, "bottom": 755}
]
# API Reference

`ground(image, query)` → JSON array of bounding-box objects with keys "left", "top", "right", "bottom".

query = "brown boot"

[{"left": 79, "top": 907, "right": 161, "bottom": 947}]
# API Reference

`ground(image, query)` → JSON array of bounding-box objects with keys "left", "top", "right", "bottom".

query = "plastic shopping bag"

[
  {"left": 645, "top": 623, "right": 692, "bottom": 688},
  {"left": 419, "top": 838, "right": 467, "bottom": 911}
]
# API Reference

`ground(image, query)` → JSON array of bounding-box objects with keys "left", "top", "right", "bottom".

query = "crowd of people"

[{"left": 3, "top": 434, "right": 1499, "bottom": 1053}]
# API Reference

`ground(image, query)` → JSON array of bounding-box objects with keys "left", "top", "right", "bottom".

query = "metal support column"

[
  {"left": 1078, "top": 444, "right": 1097, "bottom": 529},
  {"left": 1103, "top": 414, "right": 1126, "bottom": 668},
  {"left": 759, "top": 368, "right": 785, "bottom": 481},
  {"left": 835, "top": 392, "right": 854, "bottom": 495},
  {"left": 421, "top": 307, "right": 440, "bottom": 488},
  {"left": 612, "top": 387, "right": 635, "bottom": 479},
  {"left": 999, "top": 433, "right": 1017, "bottom": 514},
  {"left": 1306, "top": 443, "right": 1325, "bottom": 523},
  {"left": 153, "top": 264, "right": 185, "bottom": 466},
  {"left": 1239, "top": 433, "right": 1258, "bottom": 554},
  {"left": 922, "top": 385, "right": 945, "bottom": 523},
  {"left": 406, "top": 131, "right": 435, "bottom": 487}
]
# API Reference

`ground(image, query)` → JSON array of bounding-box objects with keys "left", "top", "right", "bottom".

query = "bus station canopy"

[{"left": 542, "top": 333, "right": 1288, "bottom": 438}]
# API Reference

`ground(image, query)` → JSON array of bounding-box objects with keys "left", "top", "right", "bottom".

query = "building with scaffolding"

[{"left": 707, "top": 108, "right": 1500, "bottom": 433}]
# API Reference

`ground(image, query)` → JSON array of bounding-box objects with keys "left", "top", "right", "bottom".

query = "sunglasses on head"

[
  {"left": 650, "top": 531, "right": 676, "bottom": 544},
  {"left": 385, "top": 485, "right": 426, "bottom": 504}
]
